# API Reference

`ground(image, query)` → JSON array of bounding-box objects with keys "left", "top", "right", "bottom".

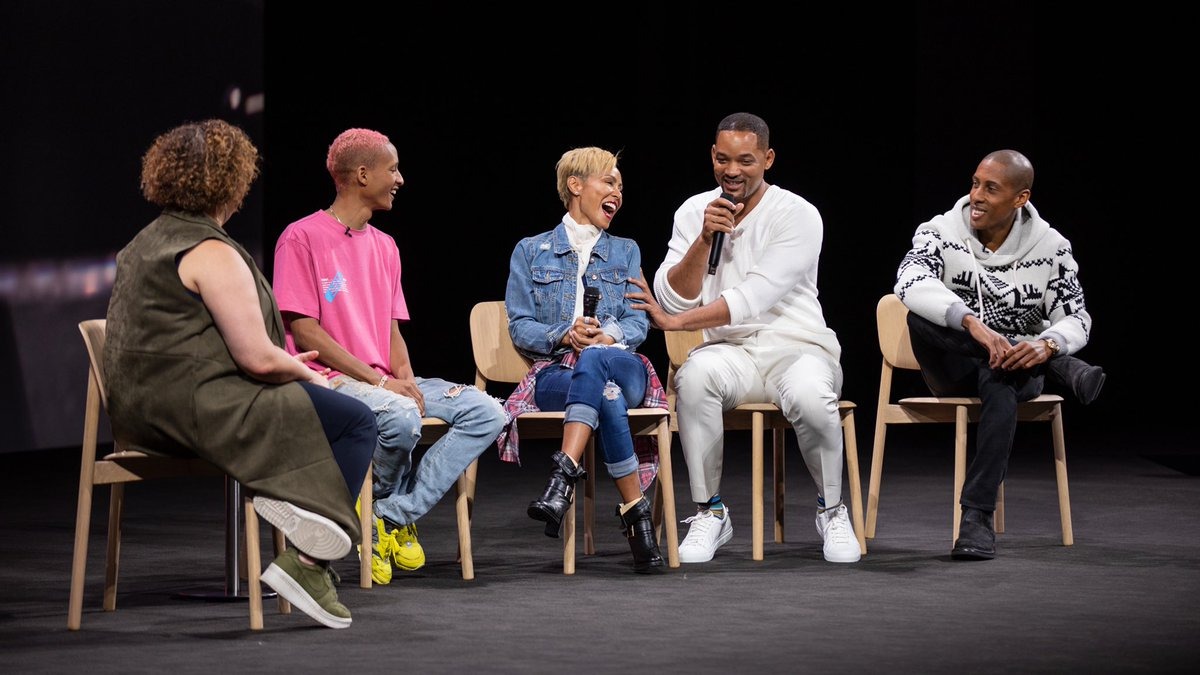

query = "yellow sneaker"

[
  {"left": 355, "top": 498, "right": 394, "bottom": 585},
  {"left": 391, "top": 523, "right": 426, "bottom": 571}
]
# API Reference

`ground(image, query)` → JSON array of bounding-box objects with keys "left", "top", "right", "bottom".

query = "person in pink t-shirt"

[{"left": 273, "top": 128, "right": 505, "bottom": 585}]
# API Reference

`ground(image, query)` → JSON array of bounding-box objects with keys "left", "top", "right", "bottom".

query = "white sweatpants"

[{"left": 674, "top": 334, "right": 845, "bottom": 506}]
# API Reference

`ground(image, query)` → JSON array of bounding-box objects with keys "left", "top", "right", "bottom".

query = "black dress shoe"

[
  {"left": 951, "top": 507, "right": 996, "bottom": 560},
  {"left": 1046, "top": 355, "right": 1106, "bottom": 406}
]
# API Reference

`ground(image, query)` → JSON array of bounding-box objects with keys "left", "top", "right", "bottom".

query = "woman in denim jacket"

[{"left": 500, "top": 146, "right": 666, "bottom": 574}]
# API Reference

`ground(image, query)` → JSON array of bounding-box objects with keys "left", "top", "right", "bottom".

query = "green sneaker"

[
  {"left": 261, "top": 548, "right": 352, "bottom": 629},
  {"left": 391, "top": 523, "right": 426, "bottom": 571},
  {"left": 356, "top": 498, "right": 395, "bottom": 585}
]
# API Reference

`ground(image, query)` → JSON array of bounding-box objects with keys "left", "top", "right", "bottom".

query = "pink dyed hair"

[{"left": 326, "top": 128, "right": 391, "bottom": 188}]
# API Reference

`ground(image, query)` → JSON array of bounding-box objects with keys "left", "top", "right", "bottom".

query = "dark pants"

[
  {"left": 905, "top": 314, "right": 1044, "bottom": 511},
  {"left": 298, "top": 381, "right": 376, "bottom": 499}
]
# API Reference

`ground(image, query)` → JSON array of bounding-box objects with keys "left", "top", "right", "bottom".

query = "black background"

[{"left": 1, "top": 1, "right": 1181, "bottom": 453}]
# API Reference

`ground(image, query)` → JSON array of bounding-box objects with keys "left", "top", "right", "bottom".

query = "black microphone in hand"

[
  {"left": 707, "top": 192, "right": 736, "bottom": 275},
  {"left": 583, "top": 285, "right": 601, "bottom": 319}
]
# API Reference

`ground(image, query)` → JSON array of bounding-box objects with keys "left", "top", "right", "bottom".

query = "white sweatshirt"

[
  {"left": 895, "top": 195, "right": 1092, "bottom": 355},
  {"left": 653, "top": 185, "right": 840, "bottom": 360}
]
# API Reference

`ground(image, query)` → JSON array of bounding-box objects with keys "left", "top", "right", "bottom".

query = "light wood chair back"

[
  {"left": 866, "top": 293, "right": 1074, "bottom": 546},
  {"left": 468, "top": 300, "right": 680, "bottom": 573},
  {"left": 70, "top": 319, "right": 285, "bottom": 630},
  {"left": 663, "top": 329, "right": 866, "bottom": 558}
]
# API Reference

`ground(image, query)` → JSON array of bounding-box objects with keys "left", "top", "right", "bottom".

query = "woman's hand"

[
  {"left": 567, "top": 316, "right": 606, "bottom": 353},
  {"left": 294, "top": 350, "right": 331, "bottom": 387}
]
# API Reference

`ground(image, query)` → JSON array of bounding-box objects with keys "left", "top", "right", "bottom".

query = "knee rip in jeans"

[
  {"left": 602, "top": 381, "right": 622, "bottom": 401},
  {"left": 442, "top": 384, "right": 468, "bottom": 398}
]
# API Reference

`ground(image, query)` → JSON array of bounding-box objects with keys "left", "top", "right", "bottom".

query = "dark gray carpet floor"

[{"left": 2, "top": 424, "right": 1197, "bottom": 674}]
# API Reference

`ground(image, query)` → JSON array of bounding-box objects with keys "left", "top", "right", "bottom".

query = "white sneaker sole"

[
  {"left": 261, "top": 563, "right": 351, "bottom": 630},
  {"left": 823, "top": 544, "right": 862, "bottom": 564},
  {"left": 253, "top": 496, "right": 352, "bottom": 560}
]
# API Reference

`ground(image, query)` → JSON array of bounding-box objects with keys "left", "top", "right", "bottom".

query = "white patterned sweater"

[{"left": 894, "top": 195, "right": 1091, "bottom": 356}]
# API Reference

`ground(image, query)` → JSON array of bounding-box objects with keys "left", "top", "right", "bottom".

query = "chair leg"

[
  {"left": 995, "top": 482, "right": 1006, "bottom": 533},
  {"left": 243, "top": 493, "right": 264, "bottom": 630},
  {"left": 583, "top": 440, "right": 596, "bottom": 556},
  {"left": 273, "top": 526, "right": 290, "bottom": 615},
  {"left": 751, "top": 412, "right": 765, "bottom": 561},
  {"left": 866, "top": 420, "right": 887, "bottom": 539},
  {"left": 103, "top": 483, "right": 126, "bottom": 612},
  {"left": 654, "top": 417, "right": 680, "bottom": 568},
  {"left": 455, "top": 459, "right": 478, "bottom": 580},
  {"left": 952, "top": 406, "right": 968, "bottom": 544},
  {"left": 772, "top": 427, "right": 786, "bottom": 544},
  {"left": 842, "top": 408, "right": 867, "bottom": 555},
  {"left": 359, "top": 467, "right": 372, "bottom": 589},
  {"left": 68, "top": 473, "right": 97, "bottom": 630},
  {"left": 562, "top": 488, "right": 576, "bottom": 575},
  {"left": 1051, "top": 405, "right": 1074, "bottom": 545}
]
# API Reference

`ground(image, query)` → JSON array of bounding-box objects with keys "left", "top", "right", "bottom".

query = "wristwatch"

[{"left": 1043, "top": 338, "right": 1061, "bottom": 356}]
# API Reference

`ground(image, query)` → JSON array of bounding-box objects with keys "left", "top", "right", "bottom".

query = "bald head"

[{"left": 982, "top": 149, "right": 1034, "bottom": 192}]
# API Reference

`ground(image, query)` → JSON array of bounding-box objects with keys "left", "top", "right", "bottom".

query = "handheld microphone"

[
  {"left": 706, "top": 192, "right": 736, "bottom": 274},
  {"left": 583, "top": 285, "right": 601, "bottom": 319}
]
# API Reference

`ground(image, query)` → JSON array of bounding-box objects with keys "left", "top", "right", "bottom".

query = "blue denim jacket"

[{"left": 505, "top": 222, "right": 649, "bottom": 360}]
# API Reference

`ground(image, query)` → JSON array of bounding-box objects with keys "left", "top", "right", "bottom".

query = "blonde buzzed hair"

[{"left": 555, "top": 146, "right": 619, "bottom": 208}]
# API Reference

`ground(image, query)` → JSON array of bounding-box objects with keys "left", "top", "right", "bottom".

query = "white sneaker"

[
  {"left": 253, "top": 496, "right": 352, "bottom": 561},
  {"left": 815, "top": 503, "right": 861, "bottom": 563},
  {"left": 678, "top": 508, "right": 733, "bottom": 563}
]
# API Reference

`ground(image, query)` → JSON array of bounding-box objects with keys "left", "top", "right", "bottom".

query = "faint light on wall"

[
  {"left": 225, "top": 85, "right": 264, "bottom": 116},
  {"left": 0, "top": 257, "right": 117, "bottom": 302}
]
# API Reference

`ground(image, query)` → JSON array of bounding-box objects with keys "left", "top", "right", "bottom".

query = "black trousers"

[
  {"left": 905, "top": 313, "right": 1044, "bottom": 511},
  {"left": 298, "top": 381, "right": 376, "bottom": 500}
]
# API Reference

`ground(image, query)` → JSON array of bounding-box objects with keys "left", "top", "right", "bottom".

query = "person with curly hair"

[{"left": 104, "top": 119, "right": 376, "bottom": 629}]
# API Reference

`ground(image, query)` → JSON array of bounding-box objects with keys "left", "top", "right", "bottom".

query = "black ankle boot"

[
  {"left": 527, "top": 451, "right": 587, "bottom": 538},
  {"left": 617, "top": 496, "right": 665, "bottom": 574},
  {"left": 951, "top": 506, "right": 996, "bottom": 560},
  {"left": 1046, "top": 355, "right": 1106, "bottom": 405}
]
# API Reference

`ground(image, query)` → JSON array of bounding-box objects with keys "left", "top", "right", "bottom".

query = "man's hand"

[
  {"left": 383, "top": 376, "right": 425, "bottom": 416},
  {"left": 963, "top": 315, "right": 1050, "bottom": 371},
  {"left": 963, "top": 315, "right": 1016, "bottom": 369},
  {"left": 626, "top": 276, "right": 681, "bottom": 331},
  {"left": 998, "top": 339, "right": 1054, "bottom": 372}
]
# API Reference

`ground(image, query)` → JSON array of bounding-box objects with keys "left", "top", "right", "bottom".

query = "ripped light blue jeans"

[
  {"left": 533, "top": 346, "right": 647, "bottom": 480},
  {"left": 331, "top": 375, "right": 506, "bottom": 527}
]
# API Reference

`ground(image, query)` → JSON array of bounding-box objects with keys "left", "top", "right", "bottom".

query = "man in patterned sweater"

[{"left": 895, "top": 148, "right": 1104, "bottom": 561}]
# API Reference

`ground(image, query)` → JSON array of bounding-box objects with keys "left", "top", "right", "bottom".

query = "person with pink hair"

[{"left": 273, "top": 128, "right": 505, "bottom": 585}]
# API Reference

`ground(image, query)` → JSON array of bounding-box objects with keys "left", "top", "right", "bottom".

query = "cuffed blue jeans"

[
  {"left": 331, "top": 375, "right": 506, "bottom": 527},
  {"left": 905, "top": 313, "right": 1044, "bottom": 511},
  {"left": 533, "top": 346, "right": 647, "bottom": 480}
]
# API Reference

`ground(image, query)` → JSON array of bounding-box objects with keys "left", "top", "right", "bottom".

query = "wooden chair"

[
  {"left": 467, "top": 300, "right": 680, "bottom": 574},
  {"left": 664, "top": 329, "right": 866, "bottom": 559},
  {"left": 865, "top": 293, "right": 1073, "bottom": 546},
  {"left": 355, "top": 421, "right": 479, "bottom": 584},
  {"left": 70, "top": 319, "right": 286, "bottom": 630}
]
